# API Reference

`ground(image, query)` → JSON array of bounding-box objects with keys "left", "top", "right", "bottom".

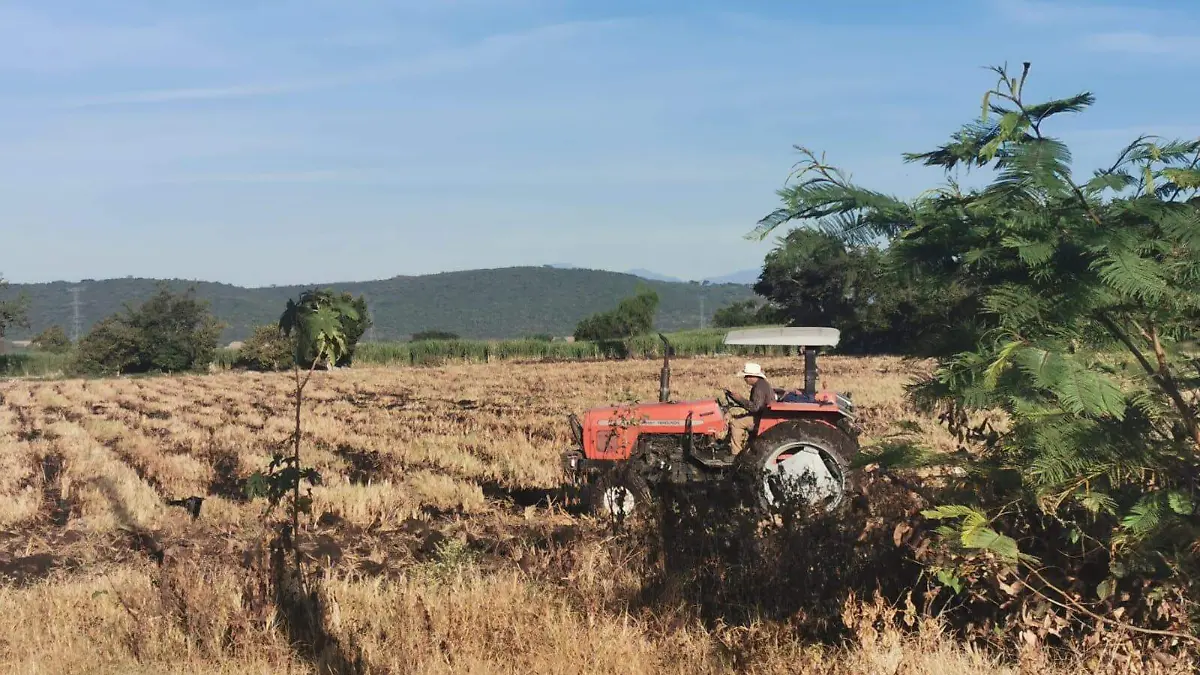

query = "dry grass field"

[{"left": 0, "top": 356, "right": 1178, "bottom": 674}]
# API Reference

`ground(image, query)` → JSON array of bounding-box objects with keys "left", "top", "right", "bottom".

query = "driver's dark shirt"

[{"left": 731, "top": 378, "right": 776, "bottom": 420}]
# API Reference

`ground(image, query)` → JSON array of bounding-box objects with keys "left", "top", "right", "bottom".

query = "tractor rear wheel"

[
  {"left": 734, "top": 419, "right": 857, "bottom": 514},
  {"left": 589, "top": 466, "right": 654, "bottom": 523}
]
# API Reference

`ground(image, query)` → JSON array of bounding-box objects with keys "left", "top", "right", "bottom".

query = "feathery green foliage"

[{"left": 754, "top": 62, "right": 1200, "bottom": 634}]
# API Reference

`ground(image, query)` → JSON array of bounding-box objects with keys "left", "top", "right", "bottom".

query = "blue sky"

[{"left": 2, "top": 0, "right": 1199, "bottom": 287}]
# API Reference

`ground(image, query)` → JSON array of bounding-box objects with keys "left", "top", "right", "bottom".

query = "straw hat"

[{"left": 740, "top": 362, "right": 765, "bottom": 378}]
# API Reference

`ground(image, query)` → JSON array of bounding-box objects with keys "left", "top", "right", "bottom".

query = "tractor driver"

[{"left": 724, "top": 362, "right": 776, "bottom": 446}]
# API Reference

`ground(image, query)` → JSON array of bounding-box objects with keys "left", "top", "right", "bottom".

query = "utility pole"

[
  {"left": 699, "top": 295, "right": 705, "bottom": 330},
  {"left": 68, "top": 286, "right": 84, "bottom": 342}
]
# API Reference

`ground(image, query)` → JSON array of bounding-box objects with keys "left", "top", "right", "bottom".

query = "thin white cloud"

[
  {"left": 990, "top": 0, "right": 1160, "bottom": 26},
  {"left": 61, "top": 18, "right": 628, "bottom": 109},
  {"left": 0, "top": 6, "right": 222, "bottom": 72},
  {"left": 64, "top": 82, "right": 332, "bottom": 107},
  {"left": 145, "top": 157, "right": 783, "bottom": 188},
  {"left": 1082, "top": 31, "right": 1200, "bottom": 57}
]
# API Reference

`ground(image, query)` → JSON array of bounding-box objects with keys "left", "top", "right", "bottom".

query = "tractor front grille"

[{"left": 835, "top": 393, "right": 855, "bottom": 416}]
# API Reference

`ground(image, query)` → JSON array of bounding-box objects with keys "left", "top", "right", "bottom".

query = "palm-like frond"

[
  {"left": 1022, "top": 92, "right": 1095, "bottom": 124},
  {"left": 750, "top": 179, "right": 914, "bottom": 242}
]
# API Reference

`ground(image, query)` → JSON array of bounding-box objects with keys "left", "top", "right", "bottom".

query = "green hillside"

[{"left": 3, "top": 267, "right": 755, "bottom": 343}]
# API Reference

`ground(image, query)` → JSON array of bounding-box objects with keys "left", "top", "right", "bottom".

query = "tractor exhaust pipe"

[
  {"left": 804, "top": 346, "right": 818, "bottom": 397},
  {"left": 658, "top": 333, "right": 674, "bottom": 403}
]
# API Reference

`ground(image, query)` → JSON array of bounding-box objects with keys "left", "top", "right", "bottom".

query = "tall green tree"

[
  {"left": 711, "top": 299, "right": 776, "bottom": 328},
  {"left": 72, "top": 285, "right": 223, "bottom": 375},
  {"left": 753, "top": 63, "right": 1200, "bottom": 635},
  {"left": 574, "top": 286, "right": 660, "bottom": 341},
  {"left": 751, "top": 228, "right": 967, "bottom": 353},
  {"left": 754, "top": 229, "right": 889, "bottom": 351},
  {"left": 72, "top": 315, "right": 141, "bottom": 376}
]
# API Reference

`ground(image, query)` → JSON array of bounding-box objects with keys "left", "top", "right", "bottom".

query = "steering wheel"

[{"left": 722, "top": 389, "right": 745, "bottom": 411}]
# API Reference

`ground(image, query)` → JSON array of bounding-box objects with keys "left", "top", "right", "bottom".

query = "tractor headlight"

[{"left": 561, "top": 449, "right": 582, "bottom": 474}]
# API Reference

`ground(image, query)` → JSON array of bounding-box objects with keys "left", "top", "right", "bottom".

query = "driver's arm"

[{"left": 726, "top": 389, "right": 751, "bottom": 408}]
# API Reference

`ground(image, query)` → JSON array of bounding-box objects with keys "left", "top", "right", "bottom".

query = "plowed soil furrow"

[{"left": 38, "top": 453, "right": 71, "bottom": 528}]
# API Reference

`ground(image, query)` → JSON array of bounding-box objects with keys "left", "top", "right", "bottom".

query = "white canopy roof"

[{"left": 723, "top": 327, "right": 840, "bottom": 347}]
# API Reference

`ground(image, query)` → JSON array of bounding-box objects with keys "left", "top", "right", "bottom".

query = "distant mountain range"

[
  {"left": 4, "top": 266, "right": 759, "bottom": 344},
  {"left": 548, "top": 264, "right": 759, "bottom": 286}
]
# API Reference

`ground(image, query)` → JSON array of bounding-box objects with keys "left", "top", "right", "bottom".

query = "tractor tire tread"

[
  {"left": 588, "top": 466, "right": 654, "bottom": 521},
  {"left": 733, "top": 419, "right": 859, "bottom": 513}
]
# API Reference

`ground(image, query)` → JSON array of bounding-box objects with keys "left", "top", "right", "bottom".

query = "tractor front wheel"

[
  {"left": 589, "top": 467, "right": 654, "bottom": 523},
  {"left": 734, "top": 419, "right": 857, "bottom": 514}
]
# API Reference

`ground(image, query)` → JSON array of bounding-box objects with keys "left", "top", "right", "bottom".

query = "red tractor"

[{"left": 562, "top": 327, "right": 861, "bottom": 519}]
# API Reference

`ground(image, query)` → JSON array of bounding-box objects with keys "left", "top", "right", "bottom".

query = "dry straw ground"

[{"left": 0, "top": 356, "right": 1183, "bottom": 674}]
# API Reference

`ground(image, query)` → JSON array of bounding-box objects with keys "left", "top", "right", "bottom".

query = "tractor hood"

[{"left": 581, "top": 398, "right": 725, "bottom": 431}]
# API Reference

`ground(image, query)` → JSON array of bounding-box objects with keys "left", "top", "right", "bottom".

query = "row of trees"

[
  {"left": 0, "top": 283, "right": 372, "bottom": 376},
  {"left": 750, "top": 63, "right": 1200, "bottom": 652}
]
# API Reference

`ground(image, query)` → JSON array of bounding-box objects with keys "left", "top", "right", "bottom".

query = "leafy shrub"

[
  {"left": 233, "top": 325, "right": 296, "bottom": 372},
  {"left": 72, "top": 315, "right": 140, "bottom": 376},
  {"left": 71, "top": 286, "right": 223, "bottom": 376},
  {"left": 30, "top": 325, "right": 71, "bottom": 353},
  {"left": 573, "top": 286, "right": 659, "bottom": 341}
]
